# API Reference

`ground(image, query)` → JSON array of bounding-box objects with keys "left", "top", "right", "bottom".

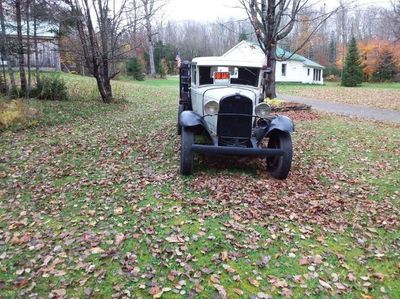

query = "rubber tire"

[
  {"left": 180, "top": 127, "right": 194, "bottom": 175},
  {"left": 177, "top": 104, "right": 184, "bottom": 135},
  {"left": 266, "top": 131, "right": 293, "bottom": 180}
]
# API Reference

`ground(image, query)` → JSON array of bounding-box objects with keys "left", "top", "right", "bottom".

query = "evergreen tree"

[
  {"left": 372, "top": 49, "right": 398, "bottom": 82},
  {"left": 154, "top": 41, "right": 176, "bottom": 75},
  {"left": 126, "top": 58, "right": 145, "bottom": 81},
  {"left": 341, "top": 37, "right": 363, "bottom": 87}
]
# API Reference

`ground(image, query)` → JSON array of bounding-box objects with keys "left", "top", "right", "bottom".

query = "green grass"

[{"left": 0, "top": 74, "right": 399, "bottom": 298}]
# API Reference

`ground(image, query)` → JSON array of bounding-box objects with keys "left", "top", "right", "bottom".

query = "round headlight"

[
  {"left": 205, "top": 101, "right": 219, "bottom": 115},
  {"left": 255, "top": 103, "right": 271, "bottom": 118}
]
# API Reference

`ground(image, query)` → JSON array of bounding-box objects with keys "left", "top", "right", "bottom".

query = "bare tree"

[
  {"left": 392, "top": 0, "right": 400, "bottom": 40},
  {"left": 65, "top": 0, "right": 128, "bottom": 103},
  {"left": 32, "top": 0, "right": 40, "bottom": 85},
  {"left": 26, "top": 0, "right": 32, "bottom": 94},
  {"left": 141, "top": 0, "right": 164, "bottom": 75},
  {"left": 240, "top": 0, "right": 339, "bottom": 98},
  {"left": 0, "top": 0, "right": 15, "bottom": 91},
  {"left": 16, "top": 0, "right": 27, "bottom": 94}
]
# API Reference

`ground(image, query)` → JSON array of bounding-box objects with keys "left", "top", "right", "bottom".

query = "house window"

[
  {"left": 313, "top": 69, "right": 322, "bottom": 81},
  {"left": 307, "top": 68, "right": 310, "bottom": 76},
  {"left": 281, "top": 64, "right": 287, "bottom": 76}
]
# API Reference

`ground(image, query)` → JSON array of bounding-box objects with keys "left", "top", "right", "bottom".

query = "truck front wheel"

[
  {"left": 180, "top": 127, "right": 194, "bottom": 175},
  {"left": 266, "top": 131, "right": 293, "bottom": 180}
]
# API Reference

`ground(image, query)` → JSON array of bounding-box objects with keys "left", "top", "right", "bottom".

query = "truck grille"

[{"left": 217, "top": 95, "right": 253, "bottom": 141}]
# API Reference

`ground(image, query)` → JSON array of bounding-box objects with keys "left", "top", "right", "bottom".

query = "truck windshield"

[{"left": 199, "top": 66, "right": 260, "bottom": 87}]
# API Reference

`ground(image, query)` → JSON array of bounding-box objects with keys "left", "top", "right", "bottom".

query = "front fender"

[
  {"left": 266, "top": 115, "right": 294, "bottom": 136},
  {"left": 179, "top": 111, "right": 204, "bottom": 129}
]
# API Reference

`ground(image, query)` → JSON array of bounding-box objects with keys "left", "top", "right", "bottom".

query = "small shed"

[{"left": 222, "top": 41, "right": 325, "bottom": 85}]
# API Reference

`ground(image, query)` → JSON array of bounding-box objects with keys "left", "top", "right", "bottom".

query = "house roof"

[
  {"left": 5, "top": 21, "right": 59, "bottom": 38},
  {"left": 223, "top": 41, "right": 325, "bottom": 69}
]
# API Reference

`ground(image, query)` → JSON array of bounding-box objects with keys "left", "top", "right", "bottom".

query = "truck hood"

[{"left": 201, "top": 86, "right": 258, "bottom": 103}]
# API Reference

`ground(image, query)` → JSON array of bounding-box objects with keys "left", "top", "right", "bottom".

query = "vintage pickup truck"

[{"left": 177, "top": 57, "right": 294, "bottom": 179}]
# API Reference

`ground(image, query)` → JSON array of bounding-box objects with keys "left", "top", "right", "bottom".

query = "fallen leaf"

[
  {"left": 222, "top": 264, "right": 236, "bottom": 273},
  {"left": 372, "top": 272, "right": 385, "bottom": 281},
  {"left": 348, "top": 273, "right": 357, "bottom": 282},
  {"left": 281, "top": 288, "right": 293, "bottom": 298},
  {"left": 299, "top": 257, "right": 308, "bottom": 266},
  {"left": 167, "top": 271, "right": 175, "bottom": 281},
  {"left": 335, "top": 282, "right": 347, "bottom": 290},
  {"left": 233, "top": 288, "right": 244, "bottom": 296},
  {"left": 51, "top": 288, "right": 67, "bottom": 297},
  {"left": 248, "top": 277, "right": 260, "bottom": 287},
  {"left": 210, "top": 274, "right": 220, "bottom": 284},
  {"left": 319, "top": 279, "right": 333, "bottom": 291},
  {"left": 221, "top": 250, "right": 228, "bottom": 261},
  {"left": 213, "top": 284, "right": 227, "bottom": 299},
  {"left": 90, "top": 247, "right": 104, "bottom": 254},
  {"left": 148, "top": 286, "right": 161, "bottom": 296},
  {"left": 114, "top": 207, "right": 124, "bottom": 215},
  {"left": 153, "top": 290, "right": 164, "bottom": 299},
  {"left": 115, "top": 233, "right": 125, "bottom": 246}
]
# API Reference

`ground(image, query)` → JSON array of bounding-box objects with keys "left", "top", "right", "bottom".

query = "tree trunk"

[
  {"left": 16, "top": 0, "right": 27, "bottom": 94},
  {"left": 145, "top": 15, "right": 156, "bottom": 75},
  {"left": 26, "top": 0, "right": 31, "bottom": 96},
  {"left": 148, "top": 41, "right": 155, "bottom": 75},
  {"left": 264, "top": 43, "right": 277, "bottom": 99},
  {"left": 33, "top": 3, "right": 40, "bottom": 86},
  {"left": 264, "top": 1, "right": 277, "bottom": 99},
  {"left": 0, "top": 0, "right": 7, "bottom": 90},
  {"left": 0, "top": 0, "right": 15, "bottom": 91},
  {"left": 94, "top": 76, "right": 112, "bottom": 103}
]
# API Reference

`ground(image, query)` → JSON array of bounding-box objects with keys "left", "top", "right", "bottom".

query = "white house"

[
  {"left": 1, "top": 21, "right": 61, "bottom": 71},
  {"left": 223, "top": 41, "right": 325, "bottom": 85}
]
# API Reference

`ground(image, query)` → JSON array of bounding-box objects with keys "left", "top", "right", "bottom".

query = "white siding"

[{"left": 276, "top": 60, "right": 304, "bottom": 83}]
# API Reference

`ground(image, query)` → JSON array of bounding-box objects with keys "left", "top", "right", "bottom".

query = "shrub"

[
  {"left": 0, "top": 100, "right": 38, "bottom": 129},
  {"left": 33, "top": 75, "right": 69, "bottom": 101},
  {"left": 126, "top": 58, "right": 145, "bottom": 81},
  {"left": 325, "top": 74, "right": 339, "bottom": 82},
  {"left": 324, "top": 66, "right": 340, "bottom": 77},
  {"left": 267, "top": 98, "right": 284, "bottom": 107},
  {"left": 159, "top": 58, "right": 168, "bottom": 79}
]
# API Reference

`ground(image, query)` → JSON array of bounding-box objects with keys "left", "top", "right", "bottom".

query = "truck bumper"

[{"left": 191, "top": 144, "right": 284, "bottom": 157}]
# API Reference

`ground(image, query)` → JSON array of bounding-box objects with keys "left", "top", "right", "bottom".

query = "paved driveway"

[{"left": 278, "top": 94, "right": 400, "bottom": 123}]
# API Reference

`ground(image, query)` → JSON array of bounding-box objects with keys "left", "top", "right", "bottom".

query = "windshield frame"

[{"left": 196, "top": 65, "right": 262, "bottom": 88}]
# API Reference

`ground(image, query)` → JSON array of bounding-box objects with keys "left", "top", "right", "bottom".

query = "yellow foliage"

[
  {"left": 0, "top": 100, "right": 37, "bottom": 128},
  {"left": 266, "top": 98, "right": 284, "bottom": 107}
]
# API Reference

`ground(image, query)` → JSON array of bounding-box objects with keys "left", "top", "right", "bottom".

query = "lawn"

[
  {"left": 277, "top": 82, "right": 400, "bottom": 111},
  {"left": 0, "top": 74, "right": 399, "bottom": 298}
]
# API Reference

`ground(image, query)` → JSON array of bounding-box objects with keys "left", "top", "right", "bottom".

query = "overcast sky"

[{"left": 164, "top": 0, "right": 393, "bottom": 22}]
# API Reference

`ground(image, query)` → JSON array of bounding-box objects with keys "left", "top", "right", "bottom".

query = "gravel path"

[{"left": 278, "top": 93, "right": 400, "bottom": 123}]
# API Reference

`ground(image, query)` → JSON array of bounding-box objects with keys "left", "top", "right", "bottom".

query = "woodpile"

[{"left": 271, "top": 102, "right": 311, "bottom": 112}]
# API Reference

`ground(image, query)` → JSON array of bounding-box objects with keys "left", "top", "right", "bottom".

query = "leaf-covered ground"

[
  {"left": 278, "top": 82, "right": 400, "bottom": 111},
  {"left": 1, "top": 75, "right": 399, "bottom": 298}
]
